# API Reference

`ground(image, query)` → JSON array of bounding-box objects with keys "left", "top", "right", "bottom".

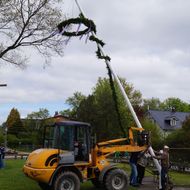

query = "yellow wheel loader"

[{"left": 23, "top": 115, "right": 149, "bottom": 190}]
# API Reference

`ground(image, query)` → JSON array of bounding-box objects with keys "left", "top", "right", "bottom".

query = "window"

[
  {"left": 170, "top": 118, "right": 176, "bottom": 126},
  {"left": 44, "top": 125, "right": 74, "bottom": 151}
]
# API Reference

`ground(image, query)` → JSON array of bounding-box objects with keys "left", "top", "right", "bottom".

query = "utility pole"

[{"left": 0, "top": 83, "right": 7, "bottom": 148}]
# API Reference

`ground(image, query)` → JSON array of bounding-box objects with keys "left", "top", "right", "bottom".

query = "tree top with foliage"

[
  {"left": 6, "top": 107, "right": 23, "bottom": 137},
  {"left": 27, "top": 108, "right": 50, "bottom": 120},
  {"left": 143, "top": 97, "right": 190, "bottom": 112}
]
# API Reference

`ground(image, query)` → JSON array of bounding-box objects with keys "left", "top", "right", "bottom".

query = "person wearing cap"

[{"left": 153, "top": 145, "right": 170, "bottom": 190}]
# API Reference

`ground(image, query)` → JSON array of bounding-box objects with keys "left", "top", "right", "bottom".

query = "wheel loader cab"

[{"left": 43, "top": 121, "right": 91, "bottom": 164}]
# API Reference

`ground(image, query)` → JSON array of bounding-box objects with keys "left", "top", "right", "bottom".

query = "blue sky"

[{"left": 1, "top": 0, "right": 190, "bottom": 124}]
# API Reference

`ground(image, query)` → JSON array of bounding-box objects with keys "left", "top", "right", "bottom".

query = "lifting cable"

[{"left": 57, "top": 12, "right": 126, "bottom": 137}]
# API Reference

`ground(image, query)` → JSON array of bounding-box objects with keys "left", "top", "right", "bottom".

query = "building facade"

[{"left": 147, "top": 110, "right": 190, "bottom": 136}]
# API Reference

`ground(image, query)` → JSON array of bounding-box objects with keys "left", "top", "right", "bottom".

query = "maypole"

[{"left": 74, "top": 0, "right": 162, "bottom": 188}]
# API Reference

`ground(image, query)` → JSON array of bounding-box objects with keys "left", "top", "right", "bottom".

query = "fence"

[
  {"left": 112, "top": 148, "right": 190, "bottom": 173},
  {"left": 169, "top": 148, "right": 190, "bottom": 172}
]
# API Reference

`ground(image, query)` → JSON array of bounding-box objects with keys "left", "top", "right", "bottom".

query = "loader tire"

[
  {"left": 54, "top": 171, "right": 80, "bottom": 190},
  {"left": 105, "top": 168, "right": 128, "bottom": 190}
]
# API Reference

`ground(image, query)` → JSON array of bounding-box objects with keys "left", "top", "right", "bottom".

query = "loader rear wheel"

[
  {"left": 54, "top": 171, "right": 80, "bottom": 190},
  {"left": 105, "top": 169, "right": 128, "bottom": 190}
]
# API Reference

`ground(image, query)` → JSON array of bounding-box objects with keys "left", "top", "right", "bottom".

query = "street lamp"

[
  {"left": 0, "top": 84, "right": 7, "bottom": 87},
  {"left": 1, "top": 83, "right": 7, "bottom": 148},
  {"left": 4, "top": 126, "right": 8, "bottom": 149}
]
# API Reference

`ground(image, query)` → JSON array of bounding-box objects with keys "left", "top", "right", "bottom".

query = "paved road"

[{"left": 137, "top": 177, "right": 190, "bottom": 190}]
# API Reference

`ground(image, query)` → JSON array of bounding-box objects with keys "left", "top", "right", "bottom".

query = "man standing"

[
  {"left": 153, "top": 145, "right": 170, "bottom": 190},
  {"left": 129, "top": 151, "right": 140, "bottom": 186},
  {"left": 137, "top": 150, "right": 150, "bottom": 184}
]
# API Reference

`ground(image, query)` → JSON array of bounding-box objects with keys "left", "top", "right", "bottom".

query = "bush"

[
  {"left": 7, "top": 134, "right": 20, "bottom": 148},
  {"left": 142, "top": 119, "right": 163, "bottom": 149}
]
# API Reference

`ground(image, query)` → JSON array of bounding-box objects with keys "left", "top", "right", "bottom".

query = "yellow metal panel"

[{"left": 23, "top": 165, "right": 55, "bottom": 183}]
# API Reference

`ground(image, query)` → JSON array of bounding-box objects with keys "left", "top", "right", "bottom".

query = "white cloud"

[{"left": 1, "top": 0, "right": 190, "bottom": 124}]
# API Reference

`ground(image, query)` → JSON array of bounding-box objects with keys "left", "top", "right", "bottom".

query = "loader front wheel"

[
  {"left": 54, "top": 171, "right": 80, "bottom": 190},
  {"left": 105, "top": 169, "right": 128, "bottom": 190}
]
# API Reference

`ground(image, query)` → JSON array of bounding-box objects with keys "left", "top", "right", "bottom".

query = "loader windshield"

[{"left": 44, "top": 124, "right": 74, "bottom": 151}]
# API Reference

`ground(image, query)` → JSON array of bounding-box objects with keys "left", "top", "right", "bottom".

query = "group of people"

[
  {"left": 0, "top": 144, "right": 5, "bottom": 169},
  {"left": 129, "top": 145, "right": 170, "bottom": 190},
  {"left": 129, "top": 149, "right": 150, "bottom": 187}
]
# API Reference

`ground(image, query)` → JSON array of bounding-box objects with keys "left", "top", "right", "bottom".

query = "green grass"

[
  {"left": 0, "top": 159, "right": 40, "bottom": 190},
  {"left": 170, "top": 171, "right": 190, "bottom": 186},
  {"left": 0, "top": 160, "right": 189, "bottom": 190},
  {"left": 0, "top": 160, "right": 137, "bottom": 190}
]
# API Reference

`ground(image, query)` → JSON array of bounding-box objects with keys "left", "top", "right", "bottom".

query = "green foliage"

[
  {"left": 182, "top": 115, "right": 190, "bottom": 132},
  {"left": 57, "top": 13, "right": 111, "bottom": 62},
  {"left": 0, "top": 127, "right": 4, "bottom": 144},
  {"left": 60, "top": 92, "right": 86, "bottom": 119},
  {"left": 4, "top": 108, "right": 51, "bottom": 148},
  {"left": 7, "top": 134, "right": 20, "bottom": 147},
  {"left": 64, "top": 77, "right": 143, "bottom": 142},
  {"left": 6, "top": 108, "right": 24, "bottom": 137},
  {"left": 24, "top": 108, "right": 51, "bottom": 146},
  {"left": 165, "top": 116, "right": 190, "bottom": 162},
  {"left": 27, "top": 108, "right": 50, "bottom": 120},
  {"left": 166, "top": 116, "right": 190, "bottom": 148},
  {"left": 160, "top": 97, "right": 190, "bottom": 112},
  {"left": 141, "top": 119, "right": 163, "bottom": 149},
  {"left": 143, "top": 97, "right": 190, "bottom": 112},
  {"left": 57, "top": 13, "right": 97, "bottom": 36},
  {"left": 143, "top": 98, "right": 161, "bottom": 111}
]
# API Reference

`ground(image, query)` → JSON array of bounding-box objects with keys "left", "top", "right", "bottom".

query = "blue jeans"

[
  {"left": 161, "top": 168, "right": 168, "bottom": 190},
  {"left": 130, "top": 162, "right": 138, "bottom": 184}
]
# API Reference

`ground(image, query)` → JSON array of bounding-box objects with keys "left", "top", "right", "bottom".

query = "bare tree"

[{"left": 0, "top": 0, "right": 66, "bottom": 67}]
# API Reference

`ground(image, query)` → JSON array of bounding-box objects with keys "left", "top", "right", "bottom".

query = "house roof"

[{"left": 148, "top": 110, "right": 190, "bottom": 131}]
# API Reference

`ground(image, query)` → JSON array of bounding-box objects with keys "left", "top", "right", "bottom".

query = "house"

[{"left": 147, "top": 110, "right": 190, "bottom": 136}]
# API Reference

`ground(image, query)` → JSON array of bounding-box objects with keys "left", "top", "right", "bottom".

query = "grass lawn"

[
  {"left": 0, "top": 160, "right": 189, "bottom": 190},
  {"left": 170, "top": 171, "right": 190, "bottom": 186},
  {"left": 0, "top": 159, "right": 39, "bottom": 190}
]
